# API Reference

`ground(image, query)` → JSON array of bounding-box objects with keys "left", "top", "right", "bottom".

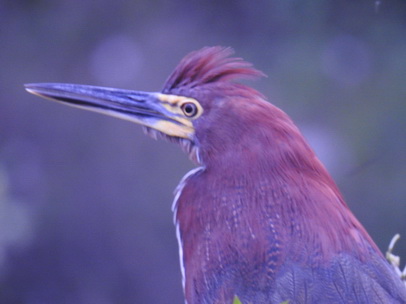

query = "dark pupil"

[{"left": 183, "top": 103, "right": 196, "bottom": 116}]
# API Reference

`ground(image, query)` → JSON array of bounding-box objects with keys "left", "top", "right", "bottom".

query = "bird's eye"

[{"left": 181, "top": 102, "right": 198, "bottom": 117}]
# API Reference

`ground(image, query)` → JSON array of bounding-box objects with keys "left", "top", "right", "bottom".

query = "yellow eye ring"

[{"left": 181, "top": 102, "right": 198, "bottom": 117}]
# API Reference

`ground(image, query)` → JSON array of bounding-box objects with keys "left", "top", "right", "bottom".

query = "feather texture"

[
  {"left": 163, "top": 47, "right": 265, "bottom": 93},
  {"left": 169, "top": 47, "right": 406, "bottom": 303}
]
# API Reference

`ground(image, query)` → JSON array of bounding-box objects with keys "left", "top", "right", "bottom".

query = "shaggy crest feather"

[{"left": 162, "top": 47, "right": 265, "bottom": 93}]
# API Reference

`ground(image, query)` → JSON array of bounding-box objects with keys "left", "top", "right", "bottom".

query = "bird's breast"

[{"left": 174, "top": 167, "right": 288, "bottom": 301}]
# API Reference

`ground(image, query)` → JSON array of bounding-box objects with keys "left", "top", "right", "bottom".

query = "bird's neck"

[
  {"left": 201, "top": 150, "right": 377, "bottom": 262},
  {"left": 199, "top": 124, "right": 377, "bottom": 261},
  {"left": 193, "top": 99, "right": 378, "bottom": 259}
]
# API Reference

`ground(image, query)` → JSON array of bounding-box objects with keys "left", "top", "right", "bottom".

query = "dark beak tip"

[
  {"left": 24, "top": 83, "right": 43, "bottom": 95},
  {"left": 24, "top": 83, "right": 64, "bottom": 97},
  {"left": 24, "top": 84, "right": 36, "bottom": 94},
  {"left": 24, "top": 83, "right": 43, "bottom": 92}
]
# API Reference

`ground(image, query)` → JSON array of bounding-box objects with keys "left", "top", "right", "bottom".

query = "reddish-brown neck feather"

[
  {"left": 168, "top": 47, "right": 404, "bottom": 304},
  {"left": 202, "top": 95, "right": 378, "bottom": 259},
  {"left": 167, "top": 46, "right": 379, "bottom": 258}
]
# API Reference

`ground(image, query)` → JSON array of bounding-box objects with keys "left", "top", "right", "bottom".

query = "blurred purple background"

[{"left": 1, "top": 1, "right": 406, "bottom": 303}]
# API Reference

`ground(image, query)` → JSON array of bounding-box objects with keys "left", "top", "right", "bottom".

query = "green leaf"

[
  {"left": 233, "top": 295, "right": 242, "bottom": 304},
  {"left": 233, "top": 295, "right": 289, "bottom": 304}
]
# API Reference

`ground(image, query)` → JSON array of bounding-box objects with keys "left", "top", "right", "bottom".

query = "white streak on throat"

[{"left": 172, "top": 166, "right": 205, "bottom": 296}]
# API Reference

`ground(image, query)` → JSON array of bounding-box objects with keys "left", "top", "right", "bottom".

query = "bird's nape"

[{"left": 25, "top": 46, "right": 406, "bottom": 304}]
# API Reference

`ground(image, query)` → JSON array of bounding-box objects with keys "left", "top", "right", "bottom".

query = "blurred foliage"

[
  {"left": 0, "top": 0, "right": 405, "bottom": 303},
  {"left": 233, "top": 295, "right": 243, "bottom": 304},
  {"left": 233, "top": 295, "right": 289, "bottom": 304}
]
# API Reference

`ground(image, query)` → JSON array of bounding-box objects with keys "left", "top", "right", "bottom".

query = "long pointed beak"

[{"left": 25, "top": 83, "right": 194, "bottom": 139}]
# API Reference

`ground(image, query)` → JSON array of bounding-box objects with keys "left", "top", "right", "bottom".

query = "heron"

[{"left": 25, "top": 46, "right": 406, "bottom": 303}]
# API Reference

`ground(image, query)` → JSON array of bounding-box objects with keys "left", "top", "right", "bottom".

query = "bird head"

[
  {"left": 25, "top": 46, "right": 314, "bottom": 173},
  {"left": 25, "top": 47, "right": 271, "bottom": 165}
]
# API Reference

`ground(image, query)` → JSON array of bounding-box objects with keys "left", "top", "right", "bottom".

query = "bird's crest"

[{"left": 163, "top": 47, "right": 265, "bottom": 92}]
